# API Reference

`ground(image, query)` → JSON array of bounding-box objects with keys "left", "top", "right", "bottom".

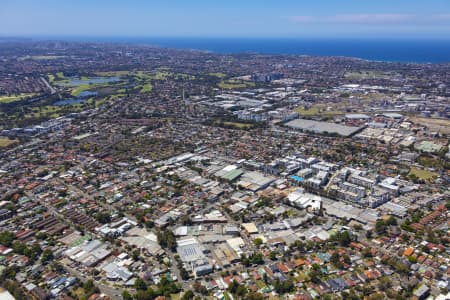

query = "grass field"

[
  {"left": 0, "top": 93, "right": 37, "bottom": 103},
  {"left": 409, "top": 167, "right": 438, "bottom": 181},
  {"left": 295, "top": 106, "right": 320, "bottom": 115},
  {"left": 0, "top": 137, "right": 19, "bottom": 148},
  {"left": 140, "top": 83, "right": 153, "bottom": 93},
  {"left": 71, "top": 84, "right": 92, "bottom": 96},
  {"left": 417, "top": 155, "right": 446, "bottom": 169},
  {"left": 295, "top": 104, "right": 344, "bottom": 117},
  {"left": 152, "top": 71, "right": 172, "bottom": 80},
  {"left": 21, "top": 103, "right": 95, "bottom": 121},
  {"left": 218, "top": 79, "right": 255, "bottom": 89},
  {"left": 344, "top": 70, "right": 391, "bottom": 80},
  {"left": 19, "top": 55, "right": 63, "bottom": 61},
  {"left": 170, "top": 294, "right": 181, "bottom": 300},
  {"left": 222, "top": 121, "right": 253, "bottom": 129},
  {"left": 209, "top": 72, "right": 227, "bottom": 78}
]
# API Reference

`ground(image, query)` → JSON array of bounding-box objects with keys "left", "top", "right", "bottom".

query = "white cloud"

[
  {"left": 330, "top": 14, "right": 416, "bottom": 24},
  {"left": 288, "top": 13, "right": 450, "bottom": 25},
  {"left": 431, "top": 14, "right": 450, "bottom": 21}
]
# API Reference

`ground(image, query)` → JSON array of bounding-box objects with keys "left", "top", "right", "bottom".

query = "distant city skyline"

[{"left": 2, "top": 0, "right": 450, "bottom": 38}]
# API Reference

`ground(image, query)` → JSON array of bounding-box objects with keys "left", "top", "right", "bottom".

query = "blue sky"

[{"left": 2, "top": 0, "right": 450, "bottom": 38}]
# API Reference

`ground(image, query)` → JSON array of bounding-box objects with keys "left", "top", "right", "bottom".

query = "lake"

[{"left": 53, "top": 91, "right": 97, "bottom": 106}]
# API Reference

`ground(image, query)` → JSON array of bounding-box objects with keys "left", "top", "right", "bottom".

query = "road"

[{"left": 40, "top": 76, "right": 57, "bottom": 94}]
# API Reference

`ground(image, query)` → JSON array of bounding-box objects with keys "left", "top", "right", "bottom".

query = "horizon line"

[{"left": 2, "top": 35, "right": 450, "bottom": 41}]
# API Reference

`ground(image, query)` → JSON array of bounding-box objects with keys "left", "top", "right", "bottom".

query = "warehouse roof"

[{"left": 285, "top": 118, "right": 363, "bottom": 137}]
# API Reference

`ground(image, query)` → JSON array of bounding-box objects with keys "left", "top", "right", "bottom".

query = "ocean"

[{"left": 37, "top": 36, "right": 450, "bottom": 63}]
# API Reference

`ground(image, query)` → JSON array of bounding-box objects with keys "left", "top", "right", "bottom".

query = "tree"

[
  {"left": 36, "top": 232, "right": 48, "bottom": 240},
  {"left": 408, "top": 173, "right": 419, "bottom": 183},
  {"left": 250, "top": 253, "right": 264, "bottom": 265},
  {"left": 253, "top": 238, "right": 263, "bottom": 246},
  {"left": 362, "top": 248, "right": 373, "bottom": 258},
  {"left": 241, "top": 254, "right": 250, "bottom": 267},
  {"left": 353, "top": 224, "right": 363, "bottom": 231},
  {"left": 180, "top": 215, "right": 193, "bottom": 226},
  {"left": 330, "top": 252, "right": 342, "bottom": 268},
  {"left": 407, "top": 256, "right": 418, "bottom": 263},
  {"left": 291, "top": 240, "right": 306, "bottom": 252},
  {"left": 132, "top": 249, "right": 140, "bottom": 261},
  {"left": 122, "top": 290, "right": 133, "bottom": 300},
  {"left": 228, "top": 280, "right": 247, "bottom": 298},
  {"left": 12, "top": 241, "right": 27, "bottom": 255},
  {"left": 269, "top": 251, "right": 277, "bottom": 261},
  {"left": 309, "top": 265, "right": 322, "bottom": 284},
  {"left": 241, "top": 253, "right": 264, "bottom": 266},
  {"left": 378, "top": 276, "right": 392, "bottom": 291},
  {"left": 385, "top": 216, "right": 397, "bottom": 226},
  {"left": 41, "top": 249, "right": 54, "bottom": 263},
  {"left": 83, "top": 279, "right": 99, "bottom": 297},
  {"left": 155, "top": 276, "right": 180, "bottom": 296},
  {"left": 245, "top": 292, "right": 265, "bottom": 300},
  {"left": 0, "top": 266, "right": 18, "bottom": 283},
  {"left": 368, "top": 293, "right": 385, "bottom": 300},
  {"left": 134, "top": 278, "right": 147, "bottom": 291},
  {"left": 330, "top": 230, "right": 352, "bottom": 247},
  {"left": 273, "top": 278, "right": 295, "bottom": 294},
  {"left": 181, "top": 290, "right": 194, "bottom": 300},
  {"left": 193, "top": 281, "right": 208, "bottom": 295},
  {"left": 157, "top": 229, "right": 176, "bottom": 251},
  {"left": 375, "top": 220, "right": 387, "bottom": 235},
  {"left": 179, "top": 266, "right": 190, "bottom": 280},
  {"left": 95, "top": 212, "right": 112, "bottom": 224},
  {"left": 400, "top": 222, "right": 414, "bottom": 232},
  {"left": 134, "top": 289, "right": 154, "bottom": 300},
  {"left": 2, "top": 280, "right": 27, "bottom": 300}
]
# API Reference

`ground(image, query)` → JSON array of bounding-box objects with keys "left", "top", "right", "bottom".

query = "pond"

[
  {"left": 53, "top": 98, "right": 85, "bottom": 106},
  {"left": 77, "top": 91, "right": 97, "bottom": 97},
  {"left": 53, "top": 91, "right": 98, "bottom": 106}
]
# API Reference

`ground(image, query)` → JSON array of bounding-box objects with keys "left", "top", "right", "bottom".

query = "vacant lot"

[
  {"left": 295, "top": 104, "right": 345, "bottom": 117},
  {"left": 222, "top": 121, "right": 253, "bottom": 129},
  {"left": 0, "top": 137, "right": 19, "bottom": 148},
  {"left": 411, "top": 117, "right": 450, "bottom": 134}
]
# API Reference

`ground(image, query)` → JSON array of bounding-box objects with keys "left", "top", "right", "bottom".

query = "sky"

[{"left": 2, "top": 0, "right": 450, "bottom": 38}]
